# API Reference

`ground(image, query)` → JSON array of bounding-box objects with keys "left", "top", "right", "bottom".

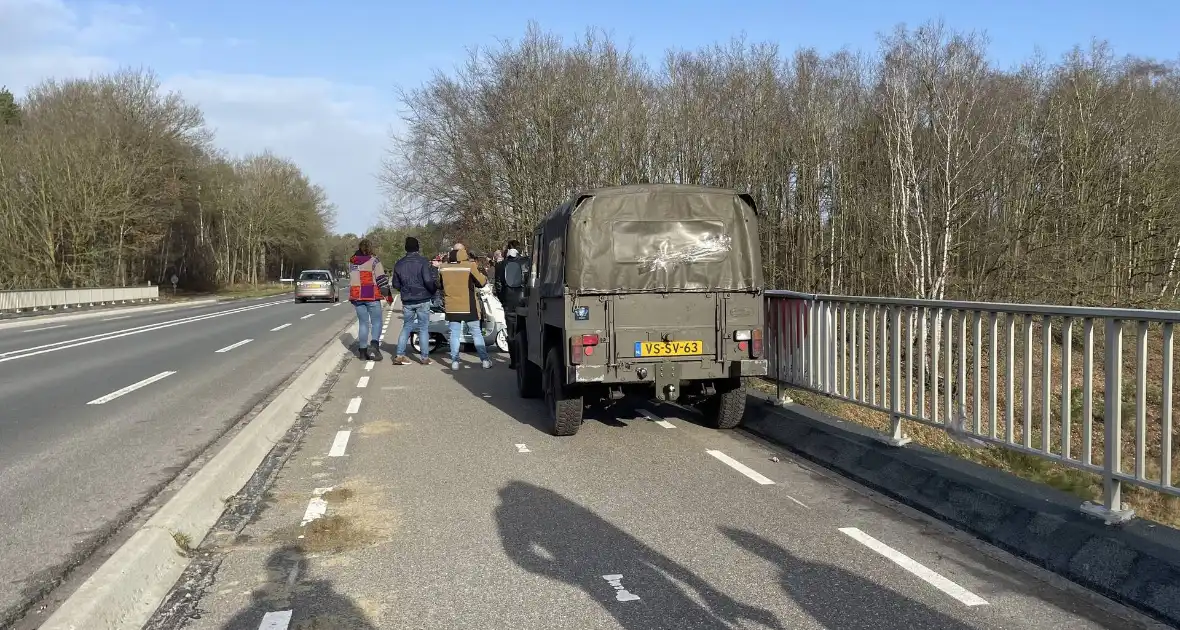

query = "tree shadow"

[
  {"left": 218, "top": 545, "right": 376, "bottom": 630},
  {"left": 495, "top": 481, "right": 784, "bottom": 630},
  {"left": 721, "top": 527, "right": 986, "bottom": 630}
]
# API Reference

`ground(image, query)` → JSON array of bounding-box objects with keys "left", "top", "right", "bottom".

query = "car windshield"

[{"left": 300, "top": 272, "right": 331, "bottom": 282}]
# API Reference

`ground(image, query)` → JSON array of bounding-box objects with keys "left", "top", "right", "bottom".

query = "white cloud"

[{"left": 0, "top": 0, "right": 395, "bottom": 233}]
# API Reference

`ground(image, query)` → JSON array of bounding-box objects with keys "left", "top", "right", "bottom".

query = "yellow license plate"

[{"left": 634, "top": 340, "right": 704, "bottom": 357}]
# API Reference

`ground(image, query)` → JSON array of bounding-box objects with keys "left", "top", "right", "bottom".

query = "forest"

[
  {"left": 0, "top": 69, "right": 334, "bottom": 292},
  {"left": 383, "top": 20, "right": 1180, "bottom": 307}
]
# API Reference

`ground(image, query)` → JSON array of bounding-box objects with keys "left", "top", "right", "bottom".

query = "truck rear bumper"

[{"left": 567, "top": 358, "right": 767, "bottom": 384}]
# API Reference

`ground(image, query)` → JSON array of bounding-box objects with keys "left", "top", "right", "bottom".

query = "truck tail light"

[
  {"left": 570, "top": 334, "right": 600, "bottom": 364},
  {"left": 751, "top": 328, "right": 763, "bottom": 358}
]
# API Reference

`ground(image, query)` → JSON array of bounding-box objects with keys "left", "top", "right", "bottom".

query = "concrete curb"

[
  {"left": 741, "top": 392, "right": 1180, "bottom": 627},
  {"left": 0, "top": 300, "right": 218, "bottom": 331},
  {"left": 40, "top": 325, "right": 351, "bottom": 630}
]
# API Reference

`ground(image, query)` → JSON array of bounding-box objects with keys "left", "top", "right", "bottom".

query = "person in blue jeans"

[
  {"left": 390, "top": 236, "right": 439, "bottom": 365},
  {"left": 438, "top": 247, "right": 492, "bottom": 370},
  {"left": 347, "top": 238, "right": 390, "bottom": 361}
]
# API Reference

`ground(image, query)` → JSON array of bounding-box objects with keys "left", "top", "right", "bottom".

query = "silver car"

[{"left": 295, "top": 270, "right": 339, "bottom": 303}]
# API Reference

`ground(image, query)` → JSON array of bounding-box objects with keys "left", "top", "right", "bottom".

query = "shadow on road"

[
  {"left": 721, "top": 527, "right": 984, "bottom": 630},
  {"left": 495, "top": 481, "right": 784, "bottom": 630},
  {"left": 447, "top": 350, "right": 649, "bottom": 435},
  {"left": 219, "top": 545, "right": 376, "bottom": 630}
]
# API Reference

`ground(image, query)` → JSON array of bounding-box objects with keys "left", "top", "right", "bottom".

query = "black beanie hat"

[{"left": 404, "top": 236, "right": 420, "bottom": 253}]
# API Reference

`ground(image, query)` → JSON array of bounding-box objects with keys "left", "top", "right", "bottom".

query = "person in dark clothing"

[
  {"left": 495, "top": 240, "right": 526, "bottom": 369},
  {"left": 391, "top": 236, "right": 439, "bottom": 365}
]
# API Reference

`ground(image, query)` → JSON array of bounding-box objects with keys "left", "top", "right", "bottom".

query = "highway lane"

[
  {"left": 164, "top": 331, "right": 1149, "bottom": 629},
  {"left": 0, "top": 293, "right": 373, "bottom": 626}
]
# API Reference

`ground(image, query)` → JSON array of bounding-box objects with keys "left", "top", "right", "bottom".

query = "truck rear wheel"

[
  {"left": 544, "top": 346, "right": 583, "bottom": 436},
  {"left": 515, "top": 333, "right": 542, "bottom": 398},
  {"left": 701, "top": 378, "right": 747, "bottom": 429}
]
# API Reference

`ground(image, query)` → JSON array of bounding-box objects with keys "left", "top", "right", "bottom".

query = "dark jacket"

[
  {"left": 392, "top": 252, "right": 437, "bottom": 306},
  {"left": 494, "top": 255, "right": 526, "bottom": 311}
]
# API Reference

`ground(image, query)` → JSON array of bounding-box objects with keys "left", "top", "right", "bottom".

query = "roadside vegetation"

[
  {"left": 0, "top": 69, "right": 335, "bottom": 293},
  {"left": 381, "top": 20, "right": 1180, "bottom": 525}
]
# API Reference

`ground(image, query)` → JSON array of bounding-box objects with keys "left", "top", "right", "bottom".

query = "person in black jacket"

[
  {"left": 391, "top": 236, "right": 438, "bottom": 365},
  {"left": 495, "top": 240, "right": 526, "bottom": 369}
]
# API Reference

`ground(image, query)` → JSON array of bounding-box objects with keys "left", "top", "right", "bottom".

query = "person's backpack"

[{"left": 503, "top": 257, "right": 526, "bottom": 289}]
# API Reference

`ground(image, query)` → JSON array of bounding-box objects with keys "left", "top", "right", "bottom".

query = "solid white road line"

[
  {"left": 258, "top": 610, "right": 293, "bottom": 630},
  {"left": 357, "top": 376, "right": 369, "bottom": 388},
  {"left": 300, "top": 313, "right": 315, "bottom": 320},
  {"left": 271, "top": 323, "right": 291, "bottom": 331},
  {"left": 515, "top": 443, "right": 531, "bottom": 453},
  {"left": 215, "top": 339, "right": 253, "bottom": 353},
  {"left": 839, "top": 527, "right": 989, "bottom": 606},
  {"left": 364, "top": 361, "right": 374, "bottom": 371},
  {"left": 705, "top": 450, "right": 775, "bottom": 485},
  {"left": 0, "top": 301, "right": 277, "bottom": 364},
  {"left": 345, "top": 397, "right": 362, "bottom": 414},
  {"left": 300, "top": 487, "right": 334, "bottom": 526},
  {"left": 638, "top": 409, "right": 675, "bottom": 428},
  {"left": 87, "top": 371, "right": 176, "bottom": 405},
  {"left": 328, "top": 430, "right": 352, "bottom": 457},
  {"left": 23, "top": 324, "right": 67, "bottom": 332},
  {"left": 102, "top": 315, "right": 131, "bottom": 321}
]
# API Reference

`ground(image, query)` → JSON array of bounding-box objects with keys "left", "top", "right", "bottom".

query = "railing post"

[
  {"left": 1081, "top": 318, "right": 1135, "bottom": 524},
  {"left": 881, "top": 306, "right": 911, "bottom": 447}
]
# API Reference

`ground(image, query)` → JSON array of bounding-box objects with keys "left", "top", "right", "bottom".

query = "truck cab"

[{"left": 513, "top": 184, "right": 768, "bottom": 436}]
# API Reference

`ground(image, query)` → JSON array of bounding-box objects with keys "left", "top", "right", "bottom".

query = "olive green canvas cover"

[{"left": 542, "top": 184, "right": 763, "bottom": 293}]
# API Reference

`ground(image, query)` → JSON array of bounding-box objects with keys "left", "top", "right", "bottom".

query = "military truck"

[{"left": 513, "top": 184, "right": 768, "bottom": 436}]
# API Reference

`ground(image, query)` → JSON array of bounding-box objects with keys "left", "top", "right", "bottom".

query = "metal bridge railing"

[
  {"left": 0, "top": 286, "right": 160, "bottom": 312},
  {"left": 764, "top": 290, "right": 1180, "bottom": 524}
]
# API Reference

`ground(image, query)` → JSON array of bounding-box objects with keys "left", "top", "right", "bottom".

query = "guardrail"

[
  {"left": 763, "top": 289, "right": 1179, "bottom": 524},
  {"left": 0, "top": 286, "right": 160, "bottom": 312}
]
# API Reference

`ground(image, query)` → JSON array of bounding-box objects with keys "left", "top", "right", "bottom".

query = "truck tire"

[
  {"left": 544, "top": 346, "right": 583, "bottom": 436},
  {"left": 702, "top": 379, "right": 747, "bottom": 429},
  {"left": 515, "top": 333, "right": 542, "bottom": 398}
]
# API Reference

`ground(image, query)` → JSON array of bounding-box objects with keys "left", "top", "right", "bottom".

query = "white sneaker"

[
  {"left": 451, "top": 361, "right": 460, "bottom": 370},
  {"left": 482, "top": 359, "right": 493, "bottom": 369}
]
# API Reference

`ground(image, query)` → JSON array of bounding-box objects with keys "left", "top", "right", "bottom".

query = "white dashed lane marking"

[
  {"left": 705, "top": 450, "right": 775, "bottom": 485},
  {"left": 329, "top": 430, "right": 352, "bottom": 457},
  {"left": 271, "top": 323, "right": 291, "bottom": 331},
  {"left": 215, "top": 339, "right": 252, "bottom": 353},
  {"left": 22, "top": 324, "right": 67, "bottom": 332},
  {"left": 87, "top": 371, "right": 176, "bottom": 405},
  {"left": 300, "top": 314, "right": 315, "bottom": 320},
  {"left": 300, "top": 487, "right": 334, "bottom": 526},
  {"left": 258, "top": 609, "right": 292, "bottom": 630},
  {"left": 515, "top": 443, "right": 531, "bottom": 453},
  {"left": 364, "top": 361, "right": 374, "bottom": 371},
  {"left": 357, "top": 376, "right": 369, "bottom": 388},
  {"left": 345, "top": 397, "right": 362, "bottom": 415},
  {"left": 638, "top": 409, "right": 675, "bottom": 428},
  {"left": 839, "top": 527, "right": 988, "bottom": 606}
]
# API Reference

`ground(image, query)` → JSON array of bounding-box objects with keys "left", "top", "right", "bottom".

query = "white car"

[{"left": 410, "top": 285, "right": 510, "bottom": 354}]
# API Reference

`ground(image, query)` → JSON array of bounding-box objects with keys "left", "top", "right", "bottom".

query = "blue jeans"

[
  {"left": 448, "top": 320, "right": 489, "bottom": 363},
  {"left": 353, "top": 301, "right": 383, "bottom": 347},
  {"left": 396, "top": 301, "right": 433, "bottom": 359}
]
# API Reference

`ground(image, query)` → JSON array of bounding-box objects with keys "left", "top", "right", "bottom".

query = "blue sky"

[{"left": 2, "top": 0, "right": 1177, "bottom": 234}]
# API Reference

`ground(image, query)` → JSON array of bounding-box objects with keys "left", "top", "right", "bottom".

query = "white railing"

[
  {"left": 0, "top": 286, "right": 160, "bottom": 312},
  {"left": 764, "top": 290, "right": 1180, "bottom": 524}
]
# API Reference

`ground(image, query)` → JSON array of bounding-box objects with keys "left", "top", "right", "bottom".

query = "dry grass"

[{"left": 765, "top": 307, "right": 1180, "bottom": 527}]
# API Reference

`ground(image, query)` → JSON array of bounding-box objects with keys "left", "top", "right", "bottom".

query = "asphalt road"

[
  {"left": 152, "top": 312, "right": 1151, "bottom": 630},
  {"left": 0, "top": 292, "right": 366, "bottom": 626}
]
